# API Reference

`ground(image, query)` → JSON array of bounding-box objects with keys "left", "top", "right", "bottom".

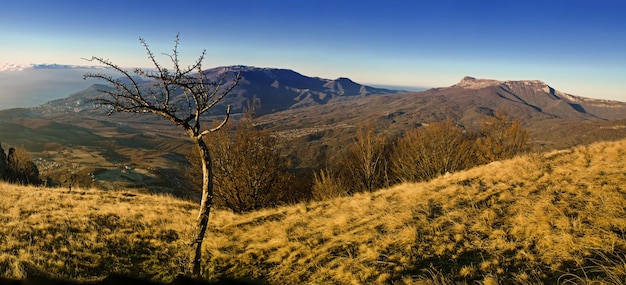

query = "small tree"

[
  {"left": 84, "top": 35, "right": 240, "bottom": 276},
  {"left": 311, "top": 125, "right": 392, "bottom": 199}
]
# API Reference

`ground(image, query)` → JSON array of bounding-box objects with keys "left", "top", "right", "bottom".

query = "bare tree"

[
  {"left": 343, "top": 125, "right": 392, "bottom": 193},
  {"left": 83, "top": 35, "right": 240, "bottom": 277}
]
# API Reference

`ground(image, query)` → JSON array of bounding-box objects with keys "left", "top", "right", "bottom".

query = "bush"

[
  {"left": 475, "top": 109, "right": 530, "bottom": 163},
  {"left": 188, "top": 109, "right": 302, "bottom": 213},
  {"left": 1, "top": 145, "right": 40, "bottom": 185},
  {"left": 311, "top": 125, "right": 393, "bottom": 199},
  {"left": 312, "top": 168, "right": 348, "bottom": 200},
  {"left": 391, "top": 120, "right": 475, "bottom": 183}
]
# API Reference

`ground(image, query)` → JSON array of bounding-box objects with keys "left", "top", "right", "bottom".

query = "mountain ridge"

[
  {"left": 209, "top": 65, "right": 401, "bottom": 114},
  {"left": 454, "top": 76, "right": 620, "bottom": 106}
]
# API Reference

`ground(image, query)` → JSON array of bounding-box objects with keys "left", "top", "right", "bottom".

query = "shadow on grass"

[{"left": 0, "top": 274, "right": 264, "bottom": 285}]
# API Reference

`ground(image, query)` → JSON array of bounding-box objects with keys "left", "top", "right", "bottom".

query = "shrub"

[
  {"left": 391, "top": 120, "right": 474, "bottom": 183},
  {"left": 312, "top": 168, "right": 348, "bottom": 200},
  {"left": 3, "top": 145, "right": 40, "bottom": 185},
  {"left": 188, "top": 109, "right": 300, "bottom": 213},
  {"left": 475, "top": 109, "right": 530, "bottom": 163}
]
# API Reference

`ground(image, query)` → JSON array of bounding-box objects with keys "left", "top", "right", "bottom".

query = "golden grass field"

[{"left": 2, "top": 139, "right": 626, "bottom": 284}]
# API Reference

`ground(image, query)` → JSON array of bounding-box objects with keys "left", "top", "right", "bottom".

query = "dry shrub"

[
  {"left": 391, "top": 120, "right": 474, "bottom": 183},
  {"left": 312, "top": 124, "right": 392, "bottom": 199},
  {"left": 335, "top": 125, "right": 393, "bottom": 193},
  {"left": 347, "top": 125, "right": 393, "bottom": 192},
  {"left": 475, "top": 109, "right": 530, "bottom": 163},
  {"left": 188, "top": 108, "right": 303, "bottom": 213},
  {"left": 312, "top": 168, "right": 347, "bottom": 200},
  {"left": 4, "top": 146, "right": 40, "bottom": 185}
]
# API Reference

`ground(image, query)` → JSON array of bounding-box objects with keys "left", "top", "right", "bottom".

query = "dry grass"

[
  {"left": 0, "top": 185, "right": 197, "bottom": 282},
  {"left": 2, "top": 139, "right": 626, "bottom": 284}
]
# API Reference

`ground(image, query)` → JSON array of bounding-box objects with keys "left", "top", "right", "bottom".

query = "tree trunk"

[{"left": 190, "top": 138, "right": 214, "bottom": 277}]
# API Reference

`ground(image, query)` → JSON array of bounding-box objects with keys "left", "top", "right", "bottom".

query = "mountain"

[
  {"left": 34, "top": 65, "right": 400, "bottom": 116},
  {"left": 213, "top": 66, "right": 400, "bottom": 114},
  {"left": 257, "top": 76, "right": 626, "bottom": 151},
  {"left": 450, "top": 76, "right": 625, "bottom": 120},
  {"left": 262, "top": 75, "right": 626, "bottom": 125}
]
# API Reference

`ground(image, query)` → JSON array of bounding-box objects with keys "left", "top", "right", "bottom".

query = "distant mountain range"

[
  {"left": 34, "top": 65, "right": 400, "bottom": 116},
  {"left": 259, "top": 74, "right": 626, "bottom": 127},
  {"left": 15, "top": 66, "right": 626, "bottom": 150}
]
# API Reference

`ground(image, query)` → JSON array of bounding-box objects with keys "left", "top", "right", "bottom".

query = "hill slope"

[{"left": 2, "top": 139, "right": 626, "bottom": 284}]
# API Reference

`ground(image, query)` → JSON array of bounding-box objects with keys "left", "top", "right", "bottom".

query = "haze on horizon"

[{"left": 1, "top": 0, "right": 625, "bottom": 109}]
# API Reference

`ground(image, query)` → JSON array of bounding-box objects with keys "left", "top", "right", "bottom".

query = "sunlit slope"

[
  {"left": 204, "top": 139, "right": 626, "bottom": 284},
  {"left": 0, "top": 185, "right": 198, "bottom": 282},
  {"left": 2, "top": 139, "right": 626, "bottom": 284}
]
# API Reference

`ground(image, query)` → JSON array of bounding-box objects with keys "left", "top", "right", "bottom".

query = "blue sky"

[{"left": 1, "top": 0, "right": 625, "bottom": 101}]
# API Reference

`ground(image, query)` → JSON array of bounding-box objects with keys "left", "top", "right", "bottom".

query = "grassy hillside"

[{"left": 2, "top": 139, "right": 626, "bottom": 284}]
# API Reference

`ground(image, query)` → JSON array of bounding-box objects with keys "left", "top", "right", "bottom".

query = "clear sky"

[{"left": 1, "top": 0, "right": 625, "bottom": 101}]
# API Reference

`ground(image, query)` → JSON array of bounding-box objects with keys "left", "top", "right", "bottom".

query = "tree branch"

[{"left": 198, "top": 105, "right": 231, "bottom": 140}]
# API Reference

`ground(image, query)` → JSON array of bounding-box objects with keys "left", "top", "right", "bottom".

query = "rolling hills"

[{"left": 1, "top": 138, "right": 626, "bottom": 284}]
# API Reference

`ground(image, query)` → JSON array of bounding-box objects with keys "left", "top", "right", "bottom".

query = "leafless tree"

[
  {"left": 343, "top": 125, "right": 392, "bottom": 193},
  {"left": 83, "top": 35, "right": 240, "bottom": 277}
]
